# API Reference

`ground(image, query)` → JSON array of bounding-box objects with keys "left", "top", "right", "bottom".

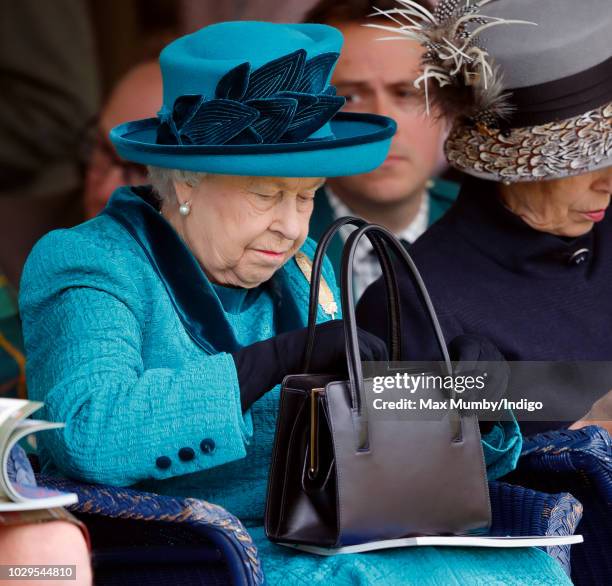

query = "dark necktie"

[{"left": 367, "top": 238, "right": 411, "bottom": 257}]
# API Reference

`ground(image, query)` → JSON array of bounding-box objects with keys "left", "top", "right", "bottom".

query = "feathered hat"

[
  {"left": 370, "top": 0, "right": 612, "bottom": 182},
  {"left": 110, "top": 21, "right": 396, "bottom": 177}
]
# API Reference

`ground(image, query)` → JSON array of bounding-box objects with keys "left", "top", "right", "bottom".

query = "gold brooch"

[{"left": 295, "top": 252, "right": 338, "bottom": 318}]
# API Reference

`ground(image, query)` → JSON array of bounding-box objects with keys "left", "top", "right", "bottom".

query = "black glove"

[
  {"left": 232, "top": 320, "right": 388, "bottom": 411},
  {"left": 448, "top": 334, "right": 509, "bottom": 431}
]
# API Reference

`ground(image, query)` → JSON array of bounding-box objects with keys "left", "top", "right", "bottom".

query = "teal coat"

[
  {"left": 19, "top": 186, "right": 338, "bottom": 497},
  {"left": 19, "top": 186, "right": 567, "bottom": 585},
  {"left": 309, "top": 179, "right": 459, "bottom": 286}
]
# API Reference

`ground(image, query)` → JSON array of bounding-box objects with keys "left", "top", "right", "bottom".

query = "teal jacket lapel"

[
  {"left": 428, "top": 178, "right": 460, "bottom": 224},
  {"left": 103, "top": 187, "right": 241, "bottom": 355}
]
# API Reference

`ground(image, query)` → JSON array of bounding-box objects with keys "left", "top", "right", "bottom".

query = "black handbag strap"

[
  {"left": 302, "top": 216, "right": 402, "bottom": 371},
  {"left": 341, "top": 224, "right": 461, "bottom": 449}
]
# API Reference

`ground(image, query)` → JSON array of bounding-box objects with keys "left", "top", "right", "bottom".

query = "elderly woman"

[
  {"left": 19, "top": 21, "right": 569, "bottom": 585},
  {"left": 358, "top": 0, "right": 612, "bottom": 435}
]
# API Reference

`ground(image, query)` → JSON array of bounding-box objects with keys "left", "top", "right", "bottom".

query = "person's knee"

[{"left": 0, "top": 521, "right": 91, "bottom": 585}]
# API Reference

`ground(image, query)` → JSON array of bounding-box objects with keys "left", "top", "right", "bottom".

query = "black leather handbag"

[{"left": 264, "top": 218, "right": 491, "bottom": 547}]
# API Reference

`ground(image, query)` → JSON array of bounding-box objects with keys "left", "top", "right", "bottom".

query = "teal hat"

[{"left": 110, "top": 21, "right": 396, "bottom": 177}]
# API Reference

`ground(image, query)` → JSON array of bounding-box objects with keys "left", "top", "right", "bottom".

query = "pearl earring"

[{"left": 179, "top": 201, "right": 191, "bottom": 216}]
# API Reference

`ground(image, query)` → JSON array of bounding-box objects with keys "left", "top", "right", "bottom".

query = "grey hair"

[{"left": 147, "top": 166, "right": 207, "bottom": 203}]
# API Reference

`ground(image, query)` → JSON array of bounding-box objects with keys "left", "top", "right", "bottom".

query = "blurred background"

[{"left": 91, "top": 0, "right": 321, "bottom": 97}]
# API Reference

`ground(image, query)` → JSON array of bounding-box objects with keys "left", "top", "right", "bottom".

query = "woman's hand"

[
  {"left": 297, "top": 319, "right": 389, "bottom": 372},
  {"left": 448, "top": 334, "right": 510, "bottom": 433},
  {"left": 448, "top": 334, "right": 510, "bottom": 403},
  {"left": 569, "top": 388, "right": 612, "bottom": 436},
  {"left": 232, "top": 320, "right": 388, "bottom": 411},
  {"left": 569, "top": 419, "right": 612, "bottom": 436}
]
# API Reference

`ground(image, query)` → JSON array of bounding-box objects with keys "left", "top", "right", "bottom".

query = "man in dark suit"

[{"left": 304, "top": 0, "right": 459, "bottom": 296}]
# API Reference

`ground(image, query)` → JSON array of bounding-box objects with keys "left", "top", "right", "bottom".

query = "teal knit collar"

[
  {"left": 212, "top": 282, "right": 261, "bottom": 314},
  {"left": 102, "top": 186, "right": 305, "bottom": 354}
]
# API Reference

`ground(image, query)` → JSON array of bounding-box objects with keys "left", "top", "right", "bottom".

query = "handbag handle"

[
  {"left": 341, "top": 224, "right": 461, "bottom": 449},
  {"left": 302, "top": 216, "right": 403, "bottom": 371}
]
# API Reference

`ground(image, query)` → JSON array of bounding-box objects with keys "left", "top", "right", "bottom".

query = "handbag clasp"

[{"left": 309, "top": 387, "right": 325, "bottom": 478}]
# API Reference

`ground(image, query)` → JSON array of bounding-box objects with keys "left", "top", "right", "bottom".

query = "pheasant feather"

[{"left": 366, "top": 0, "right": 537, "bottom": 125}]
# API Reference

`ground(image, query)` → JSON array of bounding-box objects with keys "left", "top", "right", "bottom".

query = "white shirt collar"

[
  {"left": 325, "top": 186, "right": 430, "bottom": 250},
  {"left": 323, "top": 186, "right": 431, "bottom": 298}
]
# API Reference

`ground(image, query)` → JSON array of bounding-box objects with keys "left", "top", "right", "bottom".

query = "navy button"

[
  {"left": 156, "top": 456, "right": 171, "bottom": 469},
  {"left": 568, "top": 248, "right": 589, "bottom": 266},
  {"left": 200, "top": 438, "right": 216, "bottom": 454},
  {"left": 178, "top": 447, "right": 196, "bottom": 461}
]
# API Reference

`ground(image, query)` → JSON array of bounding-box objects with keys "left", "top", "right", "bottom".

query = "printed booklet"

[
  {"left": 0, "top": 399, "right": 77, "bottom": 511},
  {"left": 279, "top": 535, "right": 584, "bottom": 556}
]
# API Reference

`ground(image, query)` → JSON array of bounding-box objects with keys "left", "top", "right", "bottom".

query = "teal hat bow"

[{"left": 110, "top": 21, "right": 396, "bottom": 177}]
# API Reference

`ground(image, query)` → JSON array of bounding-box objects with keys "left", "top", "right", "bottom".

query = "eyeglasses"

[
  {"left": 80, "top": 113, "right": 148, "bottom": 185},
  {"left": 88, "top": 128, "right": 148, "bottom": 185}
]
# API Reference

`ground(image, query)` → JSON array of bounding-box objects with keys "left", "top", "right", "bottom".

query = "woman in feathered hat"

[
  {"left": 19, "top": 21, "right": 569, "bottom": 584},
  {"left": 359, "top": 0, "right": 612, "bottom": 435}
]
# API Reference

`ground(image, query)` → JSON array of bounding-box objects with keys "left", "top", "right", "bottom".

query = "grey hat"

[{"left": 370, "top": 0, "right": 612, "bottom": 182}]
